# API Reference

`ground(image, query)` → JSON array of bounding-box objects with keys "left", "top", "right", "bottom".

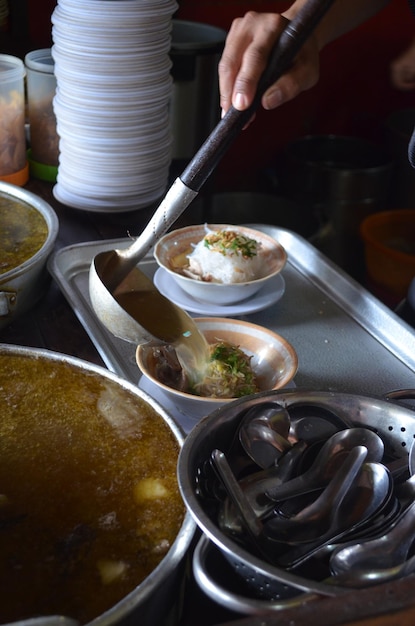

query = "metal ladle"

[{"left": 88, "top": 0, "right": 336, "bottom": 352}]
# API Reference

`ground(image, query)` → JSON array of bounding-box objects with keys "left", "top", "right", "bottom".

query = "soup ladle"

[
  {"left": 89, "top": 264, "right": 211, "bottom": 384},
  {"left": 88, "top": 0, "right": 337, "bottom": 349}
]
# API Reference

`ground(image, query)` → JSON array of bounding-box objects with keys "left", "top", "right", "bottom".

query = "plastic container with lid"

[
  {"left": 25, "top": 49, "right": 59, "bottom": 179},
  {"left": 360, "top": 209, "right": 415, "bottom": 306},
  {"left": 0, "top": 54, "right": 28, "bottom": 186}
]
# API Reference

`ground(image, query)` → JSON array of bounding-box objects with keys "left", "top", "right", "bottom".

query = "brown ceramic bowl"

[{"left": 136, "top": 317, "right": 298, "bottom": 414}]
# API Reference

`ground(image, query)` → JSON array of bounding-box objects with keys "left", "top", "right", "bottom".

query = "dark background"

[{"left": 3, "top": 0, "right": 415, "bottom": 191}]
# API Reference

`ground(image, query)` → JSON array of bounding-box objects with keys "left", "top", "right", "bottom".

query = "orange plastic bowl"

[{"left": 360, "top": 209, "right": 415, "bottom": 300}]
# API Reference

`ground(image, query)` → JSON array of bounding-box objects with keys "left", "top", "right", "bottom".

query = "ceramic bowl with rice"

[{"left": 153, "top": 224, "right": 287, "bottom": 306}]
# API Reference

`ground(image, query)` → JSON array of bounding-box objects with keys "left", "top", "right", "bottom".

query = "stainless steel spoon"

[
  {"left": 327, "top": 553, "right": 415, "bottom": 588},
  {"left": 409, "top": 438, "right": 415, "bottom": 474},
  {"left": 219, "top": 440, "right": 308, "bottom": 535},
  {"left": 287, "top": 403, "right": 352, "bottom": 443},
  {"left": 330, "top": 499, "right": 415, "bottom": 575},
  {"left": 238, "top": 401, "right": 292, "bottom": 468},
  {"left": 278, "top": 462, "right": 393, "bottom": 569},
  {"left": 264, "top": 446, "right": 367, "bottom": 544},
  {"left": 289, "top": 415, "right": 343, "bottom": 444},
  {"left": 241, "top": 402, "right": 291, "bottom": 438},
  {"left": 88, "top": 0, "right": 337, "bottom": 347},
  {"left": 265, "top": 428, "right": 385, "bottom": 502},
  {"left": 239, "top": 420, "right": 292, "bottom": 469}
]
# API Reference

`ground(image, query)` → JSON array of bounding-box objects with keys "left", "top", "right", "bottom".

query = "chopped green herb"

[
  {"left": 203, "top": 230, "right": 258, "bottom": 259},
  {"left": 191, "top": 340, "right": 259, "bottom": 398}
]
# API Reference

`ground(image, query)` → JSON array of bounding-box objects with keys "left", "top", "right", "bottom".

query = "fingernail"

[
  {"left": 264, "top": 88, "right": 283, "bottom": 109},
  {"left": 221, "top": 108, "right": 226, "bottom": 119},
  {"left": 234, "top": 92, "right": 247, "bottom": 110}
]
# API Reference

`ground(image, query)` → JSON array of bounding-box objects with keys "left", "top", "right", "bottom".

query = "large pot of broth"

[{"left": 0, "top": 344, "right": 195, "bottom": 626}]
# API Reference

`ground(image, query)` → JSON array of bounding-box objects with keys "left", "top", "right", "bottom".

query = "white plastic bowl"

[{"left": 154, "top": 224, "right": 287, "bottom": 306}]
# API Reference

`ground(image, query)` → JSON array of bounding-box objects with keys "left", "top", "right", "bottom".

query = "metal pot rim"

[{"left": 0, "top": 181, "right": 59, "bottom": 282}]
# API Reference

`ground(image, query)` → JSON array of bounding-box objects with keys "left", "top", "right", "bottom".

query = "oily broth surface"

[
  {"left": 0, "top": 195, "right": 48, "bottom": 275},
  {"left": 0, "top": 353, "right": 184, "bottom": 624}
]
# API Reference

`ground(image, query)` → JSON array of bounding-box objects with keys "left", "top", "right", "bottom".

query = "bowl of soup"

[
  {"left": 136, "top": 317, "right": 298, "bottom": 415},
  {"left": 0, "top": 181, "right": 59, "bottom": 328}
]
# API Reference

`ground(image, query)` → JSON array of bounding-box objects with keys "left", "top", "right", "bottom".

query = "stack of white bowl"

[{"left": 51, "top": 0, "right": 177, "bottom": 212}]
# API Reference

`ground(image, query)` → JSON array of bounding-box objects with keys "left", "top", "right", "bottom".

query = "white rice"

[{"left": 186, "top": 227, "right": 264, "bottom": 284}]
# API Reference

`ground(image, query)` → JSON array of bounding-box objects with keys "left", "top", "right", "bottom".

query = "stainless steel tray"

[{"left": 48, "top": 224, "right": 415, "bottom": 433}]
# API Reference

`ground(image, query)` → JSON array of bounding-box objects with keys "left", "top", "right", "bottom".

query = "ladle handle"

[
  {"left": 180, "top": 0, "right": 337, "bottom": 191},
  {"left": 118, "top": 0, "right": 336, "bottom": 269}
]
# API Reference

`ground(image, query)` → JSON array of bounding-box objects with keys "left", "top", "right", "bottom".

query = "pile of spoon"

[{"left": 202, "top": 401, "right": 415, "bottom": 589}]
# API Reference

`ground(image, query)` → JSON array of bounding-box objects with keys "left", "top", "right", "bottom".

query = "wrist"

[{"left": 281, "top": 2, "right": 329, "bottom": 51}]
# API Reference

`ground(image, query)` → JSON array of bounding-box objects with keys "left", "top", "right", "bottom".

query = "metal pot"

[
  {"left": 0, "top": 343, "right": 196, "bottom": 626},
  {"left": 0, "top": 181, "right": 59, "bottom": 328},
  {"left": 170, "top": 20, "right": 226, "bottom": 162},
  {"left": 177, "top": 388, "right": 415, "bottom": 610},
  {"left": 279, "top": 135, "right": 394, "bottom": 277}
]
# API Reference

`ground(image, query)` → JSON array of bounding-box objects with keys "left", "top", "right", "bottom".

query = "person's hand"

[
  {"left": 390, "top": 40, "right": 415, "bottom": 92},
  {"left": 218, "top": 11, "right": 321, "bottom": 118}
]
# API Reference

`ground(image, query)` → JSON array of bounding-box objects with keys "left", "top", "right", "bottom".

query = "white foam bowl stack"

[{"left": 51, "top": 0, "right": 177, "bottom": 212}]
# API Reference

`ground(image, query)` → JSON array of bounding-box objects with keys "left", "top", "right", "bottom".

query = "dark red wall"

[
  {"left": 27, "top": 0, "right": 415, "bottom": 190},
  {"left": 175, "top": 0, "right": 415, "bottom": 189}
]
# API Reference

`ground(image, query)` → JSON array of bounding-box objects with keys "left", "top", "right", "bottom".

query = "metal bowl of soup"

[{"left": 0, "top": 343, "right": 195, "bottom": 625}]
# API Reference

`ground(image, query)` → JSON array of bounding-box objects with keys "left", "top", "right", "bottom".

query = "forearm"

[{"left": 283, "top": 0, "right": 391, "bottom": 49}]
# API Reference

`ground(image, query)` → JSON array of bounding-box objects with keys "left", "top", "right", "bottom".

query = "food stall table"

[{"left": 2, "top": 178, "right": 415, "bottom": 626}]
